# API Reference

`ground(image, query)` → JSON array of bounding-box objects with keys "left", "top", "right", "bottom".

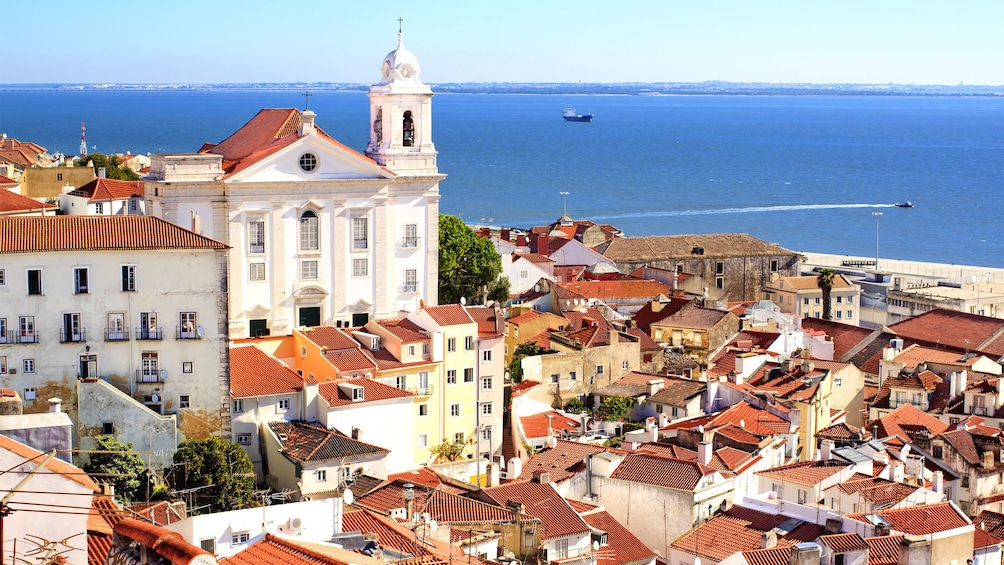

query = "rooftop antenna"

[
  {"left": 302, "top": 91, "right": 311, "bottom": 111},
  {"left": 79, "top": 122, "right": 86, "bottom": 157}
]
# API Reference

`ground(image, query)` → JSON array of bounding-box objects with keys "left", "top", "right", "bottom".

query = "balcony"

[
  {"left": 972, "top": 406, "right": 990, "bottom": 416},
  {"left": 6, "top": 331, "right": 38, "bottom": 344},
  {"left": 135, "top": 369, "right": 165, "bottom": 384},
  {"left": 136, "top": 327, "right": 163, "bottom": 340},
  {"left": 403, "top": 283, "right": 419, "bottom": 294},
  {"left": 408, "top": 385, "right": 434, "bottom": 396},
  {"left": 176, "top": 326, "right": 201, "bottom": 340},
  {"left": 105, "top": 328, "right": 131, "bottom": 341},
  {"left": 546, "top": 546, "right": 593, "bottom": 564},
  {"left": 60, "top": 328, "right": 87, "bottom": 343},
  {"left": 399, "top": 236, "right": 421, "bottom": 249}
]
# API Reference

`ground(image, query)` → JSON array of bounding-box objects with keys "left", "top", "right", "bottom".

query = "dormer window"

[
  {"left": 402, "top": 111, "right": 414, "bottom": 147},
  {"left": 352, "top": 387, "right": 365, "bottom": 401}
]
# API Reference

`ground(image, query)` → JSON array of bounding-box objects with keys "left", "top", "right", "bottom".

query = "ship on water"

[{"left": 563, "top": 108, "right": 593, "bottom": 122}]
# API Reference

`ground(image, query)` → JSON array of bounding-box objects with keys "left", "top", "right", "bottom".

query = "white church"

[{"left": 145, "top": 30, "right": 443, "bottom": 337}]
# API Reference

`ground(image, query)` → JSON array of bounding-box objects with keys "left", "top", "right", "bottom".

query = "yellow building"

[{"left": 20, "top": 166, "right": 95, "bottom": 200}]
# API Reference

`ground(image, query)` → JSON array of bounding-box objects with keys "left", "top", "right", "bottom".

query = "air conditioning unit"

[{"left": 288, "top": 516, "right": 303, "bottom": 534}]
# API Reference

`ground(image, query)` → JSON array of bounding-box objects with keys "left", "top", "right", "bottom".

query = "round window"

[{"left": 299, "top": 152, "right": 318, "bottom": 173}]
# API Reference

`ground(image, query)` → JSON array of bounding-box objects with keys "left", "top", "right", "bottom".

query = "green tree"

[
  {"left": 816, "top": 268, "right": 836, "bottom": 321},
  {"left": 487, "top": 276, "right": 512, "bottom": 304},
  {"left": 82, "top": 435, "right": 148, "bottom": 502},
  {"left": 75, "top": 152, "right": 141, "bottom": 181},
  {"left": 438, "top": 214, "right": 502, "bottom": 305},
  {"left": 596, "top": 396, "right": 634, "bottom": 422},
  {"left": 563, "top": 397, "right": 587, "bottom": 415},
  {"left": 171, "top": 436, "right": 256, "bottom": 513},
  {"left": 508, "top": 342, "right": 551, "bottom": 383},
  {"left": 430, "top": 440, "right": 466, "bottom": 462}
]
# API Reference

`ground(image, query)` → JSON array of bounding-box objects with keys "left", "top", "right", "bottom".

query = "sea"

[{"left": 1, "top": 89, "right": 1002, "bottom": 267}]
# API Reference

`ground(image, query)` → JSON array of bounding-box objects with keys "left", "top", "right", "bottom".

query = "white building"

[
  {"left": 0, "top": 216, "right": 229, "bottom": 451},
  {"left": 145, "top": 31, "right": 442, "bottom": 338}
]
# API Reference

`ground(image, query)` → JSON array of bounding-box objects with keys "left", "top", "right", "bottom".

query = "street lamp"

[{"left": 872, "top": 212, "right": 883, "bottom": 271}]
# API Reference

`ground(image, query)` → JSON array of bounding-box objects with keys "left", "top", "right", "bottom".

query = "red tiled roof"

[
  {"left": 219, "top": 534, "right": 353, "bottom": 565},
  {"left": 356, "top": 480, "right": 526, "bottom": 524},
  {"left": 516, "top": 440, "right": 620, "bottom": 483},
  {"left": 890, "top": 309, "right": 1004, "bottom": 354},
  {"left": 318, "top": 378, "right": 413, "bottom": 407},
  {"left": 230, "top": 345, "right": 307, "bottom": 398},
  {"left": 864, "top": 535, "right": 903, "bottom": 565},
  {"left": 113, "top": 519, "right": 213, "bottom": 564},
  {"left": 609, "top": 452, "right": 715, "bottom": 490},
  {"left": 976, "top": 509, "right": 1004, "bottom": 539},
  {"left": 88, "top": 496, "right": 126, "bottom": 565},
  {"left": 627, "top": 327, "right": 662, "bottom": 352},
  {"left": 707, "top": 400, "right": 791, "bottom": 437},
  {"left": 652, "top": 306, "right": 734, "bottom": 331},
  {"left": 514, "top": 252, "right": 555, "bottom": 264},
  {"left": 836, "top": 476, "right": 918, "bottom": 505},
  {"left": 466, "top": 306, "right": 502, "bottom": 337},
  {"left": 520, "top": 411, "right": 581, "bottom": 440},
  {"left": 816, "top": 422, "right": 865, "bottom": 440},
  {"left": 269, "top": 421, "right": 388, "bottom": 463},
  {"left": 0, "top": 216, "right": 228, "bottom": 253},
  {"left": 671, "top": 506, "right": 820, "bottom": 562},
  {"left": 819, "top": 532, "right": 869, "bottom": 553},
  {"left": 742, "top": 547, "right": 792, "bottom": 565},
  {"left": 975, "top": 526, "right": 1002, "bottom": 550},
  {"left": 301, "top": 326, "right": 360, "bottom": 351},
  {"left": 0, "top": 175, "right": 17, "bottom": 185},
  {"left": 872, "top": 403, "right": 949, "bottom": 442},
  {"left": 69, "top": 177, "right": 144, "bottom": 202},
  {"left": 556, "top": 278, "right": 672, "bottom": 301},
  {"left": 511, "top": 380, "right": 540, "bottom": 397},
  {"left": 374, "top": 318, "right": 428, "bottom": 343},
  {"left": 0, "top": 434, "right": 97, "bottom": 491},
  {"left": 756, "top": 460, "right": 849, "bottom": 487},
  {"left": 562, "top": 308, "right": 609, "bottom": 331},
  {"left": 0, "top": 189, "right": 54, "bottom": 213},
  {"left": 126, "top": 500, "right": 184, "bottom": 526},
  {"left": 631, "top": 296, "right": 693, "bottom": 330},
  {"left": 633, "top": 442, "right": 698, "bottom": 461},
  {"left": 323, "top": 348, "right": 378, "bottom": 373},
  {"left": 580, "top": 510, "right": 658, "bottom": 565},
  {"left": 846, "top": 501, "right": 969, "bottom": 535},
  {"left": 482, "top": 481, "right": 590, "bottom": 539},
  {"left": 800, "top": 318, "right": 876, "bottom": 360},
  {"left": 507, "top": 309, "right": 546, "bottom": 325},
  {"left": 341, "top": 509, "right": 460, "bottom": 561},
  {"left": 423, "top": 304, "right": 475, "bottom": 327}
]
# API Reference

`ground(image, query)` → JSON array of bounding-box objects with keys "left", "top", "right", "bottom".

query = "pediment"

[
  {"left": 227, "top": 135, "right": 395, "bottom": 184},
  {"left": 246, "top": 304, "right": 271, "bottom": 317},
  {"left": 349, "top": 299, "right": 373, "bottom": 312},
  {"left": 293, "top": 285, "right": 329, "bottom": 298}
]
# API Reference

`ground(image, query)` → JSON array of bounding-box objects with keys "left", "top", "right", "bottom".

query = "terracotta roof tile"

[
  {"left": 648, "top": 380, "right": 706, "bottom": 406},
  {"left": 975, "top": 526, "right": 1002, "bottom": 550},
  {"left": 301, "top": 327, "right": 360, "bottom": 351},
  {"left": 0, "top": 189, "right": 55, "bottom": 213},
  {"left": 864, "top": 534, "right": 903, "bottom": 565},
  {"left": 219, "top": 534, "right": 355, "bottom": 565},
  {"left": 631, "top": 296, "right": 692, "bottom": 330},
  {"left": 69, "top": 177, "right": 144, "bottom": 202},
  {"left": 466, "top": 306, "right": 502, "bottom": 337},
  {"left": 0, "top": 216, "right": 227, "bottom": 253},
  {"left": 627, "top": 327, "right": 662, "bottom": 352},
  {"left": 519, "top": 411, "right": 581, "bottom": 440},
  {"left": 580, "top": 510, "right": 658, "bottom": 565},
  {"left": 872, "top": 404, "right": 949, "bottom": 442},
  {"left": 374, "top": 318, "right": 428, "bottom": 343},
  {"left": 652, "top": 307, "right": 734, "bottom": 331},
  {"left": 741, "top": 547, "right": 793, "bottom": 565},
  {"left": 976, "top": 509, "right": 1004, "bottom": 539},
  {"left": 356, "top": 480, "right": 525, "bottom": 524},
  {"left": 836, "top": 476, "right": 918, "bottom": 504},
  {"left": 609, "top": 452, "right": 716, "bottom": 490},
  {"left": 556, "top": 278, "right": 672, "bottom": 302},
  {"left": 816, "top": 422, "right": 865, "bottom": 440},
  {"left": 230, "top": 345, "right": 307, "bottom": 398},
  {"left": 846, "top": 501, "right": 969, "bottom": 535},
  {"left": 88, "top": 496, "right": 126, "bottom": 565},
  {"left": 0, "top": 434, "right": 97, "bottom": 491},
  {"left": 516, "top": 440, "right": 621, "bottom": 483},
  {"left": 818, "top": 532, "right": 870, "bottom": 553},
  {"left": 423, "top": 304, "right": 475, "bottom": 327},
  {"left": 341, "top": 509, "right": 460, "bottom": 561},
  {"left": 800, "top": 318, "right": 875, "bottom": 360},
  {"left": 482, "top": 481, "right": 590, "bottom": 539},
  {"left": 602, "top": 233, "right": 796, "bottom": 262},
  {"left": 269, "top": 420, "right": 388, "bottom": 463},
  {"left": 561, "top": 308, "right": 610, "bottom": 331},
  {"left": 756, "top": 460, "right": 850, "bottom": 487},
  {"left": 323, "top": 349, "right": 378, "bottom": 373},
  {"left": 318, "top": 379, "right": 412, "bottom": 408},
  {"left": 890, "top": 309, "right": 1004, "bottom": 355},
  {"left": 672, "top": 506, "right": 819, "bottom": 562},
  {"left": 113, "top": 519, "right": 213, "bottom": 564}
]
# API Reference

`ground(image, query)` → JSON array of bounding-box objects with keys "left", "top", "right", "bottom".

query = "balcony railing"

[
  {"left": 135, "top": 369, "right": 164, "bottom": 384},
  {"left": 105, "top": 328, "right": 130, "bottom": 341},
  {"left": 972, "top": 406, "right": 989, "bottom": 416},
  {"left": 404, "top": 283, "right": 419, "bottom": 294},
  {"left": 408, "top": 385, "right": 434, "bottom": 396},
  {"left": 176, "top": 326, "right": 200, "bottom": 340},
  {"left": 136, "top": 327, "right": 163, "bottom": 340},
  {"left": 60, "top": 328, "right": 87, "bottom": 343},
  {"left": 546, "top": 546, "right": 593, "bottom": 563},
  {"left": 400, "top": 237, "right": 421, "bottom": 248},
  {"left": 6, "top": 331, "right": 38, "bottom": 344}
]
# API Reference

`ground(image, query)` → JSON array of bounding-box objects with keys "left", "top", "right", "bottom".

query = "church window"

[
  {"left": 298, "top": 152, "right": 317, "bottom": 173},
  {"left": 353, "top": 259, "right": 368, "bottom": 277},
  {"left": 402, "top": 111, "right": 415, "bottom": 147},
  {"left": 352, "top": 217, "right": 369, "bottom": 250},
  {"left": 249, "top": 221, "right": 265, "bottom": 254},
  {"left": 299, "top": 210, "right": 319, "bottom": 250}
]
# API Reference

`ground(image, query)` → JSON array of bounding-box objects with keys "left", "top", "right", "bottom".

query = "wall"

[
  {"left": 78, "top": 379, "right": 177, "bottom": 470},
  {"left": 321, "top": 396, "right": 415, "bottom": 473},
  {"left": 22, "top": 166, "right": 94, "bottom": 199}
]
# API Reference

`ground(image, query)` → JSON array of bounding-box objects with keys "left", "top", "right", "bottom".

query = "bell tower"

[{"left": 365, "top": 22, "right": 438, "bottom": 175}]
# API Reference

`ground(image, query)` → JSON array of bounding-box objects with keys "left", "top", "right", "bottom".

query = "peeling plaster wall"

[{"left": 78, "top": 379, "right": 177, "bottom": 470}]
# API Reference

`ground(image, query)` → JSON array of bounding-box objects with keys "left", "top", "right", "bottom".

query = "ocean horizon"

[{"left": 2, "top": 90, "right": 1001, "bottom": 268}]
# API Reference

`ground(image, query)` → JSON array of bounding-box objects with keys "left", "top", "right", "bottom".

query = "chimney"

[
  {"left": 698, "top": 441, "right": 713, "bottom": 466},
  {"left": 984, "top": 450, "right": 996, "bottom": 471},
  {"left": 299, "top": 109, "right": 316, "bottom": 136},
  {"left": 532, "top": 470, "right": 551, "bottom": 484},
  {"left": 820, "top": 440, "right": 833, "bottom": 461},
  {"left": 536, "top": 234, "right": 549, "bottom": 255},
  {"left": 500, "top": 228, "right": 510, "bottom": 241},
  {"left": 782, "top": 359, "right": 794, "bottom": 373},
  {"left": 191, "top": 210, "right": 201, "bottom": 233},
  {"left": 48, "top": 397, "right": 62, "bottom": 413},
  {"left": 659, "top": 412, "right": 670, "bottom": 427},
  {"left": 933, "top": 471, "right": 943, "bottom": 495},
  {"left": 800, "top": 361, "right": 814, "bottom": 374},
  {"left": 647, "top": 379, "right": 665, "bottom": 396},
  {"left": 761, "top": 529, "right": 778, "bottom": 549},
  {"left": 672, "top": 270, "right": 679, "bottom": 290},
  {"left": 402, "top": 483, "right": 415, "bottom": 521},
  {"left": 97, "top": 167, "right": 106, "bottom": 178}
]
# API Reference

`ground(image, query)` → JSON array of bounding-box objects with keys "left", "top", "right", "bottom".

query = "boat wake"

[{"left": 590, "top": 203, "right": 898, "bottom": 221}]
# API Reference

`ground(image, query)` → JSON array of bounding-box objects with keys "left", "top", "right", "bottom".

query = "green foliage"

[
  {"left": 75, "top": 152, "right": 140, "bottom": 181},
  {"left": 596, "top": 396, "right": 634, "bottom": 422},
  {"left": 563, "top": 397, "right": 588, "bottom": 415},
  {"left": 171, "top": 436, "right": 256, "bottom": 514},
  {"left": 150, "top": 483, "right": 169, "bottom": 501},
  {"left": 487, "top": 276, "right": 512, "bottom": 304},
  {"left": 508, "top": 342, "right": 551, "bottom": 383},
  {"left": 438, "top": 214, "right": 502, "bottom": 305},
  {"left": 816, "top": 268, "right": 836, "bottom": 321},
  {"left": 82, "top": 435, "right": 148, "bottom": 502},
  {"left": 430, "top": 440, "right": 466, "bottom": 462}
]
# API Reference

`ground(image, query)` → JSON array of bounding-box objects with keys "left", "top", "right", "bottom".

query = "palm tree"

[{"left": 817, "top": 268, "right": 836, "bottom": 320}]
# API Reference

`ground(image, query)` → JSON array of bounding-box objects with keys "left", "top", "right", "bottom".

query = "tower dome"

[{"left": 378, "top": 31, "right": 423, "bottom": 86}]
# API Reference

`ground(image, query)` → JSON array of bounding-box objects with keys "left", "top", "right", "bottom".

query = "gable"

[{"left": 226, "top": 135, "right": 394, "bottom": 183}]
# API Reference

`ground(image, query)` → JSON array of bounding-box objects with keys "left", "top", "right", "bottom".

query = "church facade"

[{"left": 144, "top": 32, "right": 443, "bottom": 337}]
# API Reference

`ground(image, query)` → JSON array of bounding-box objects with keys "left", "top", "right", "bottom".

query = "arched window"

[
  {"left": 299, "top": 210, "right": 319, "bottom": 250},
  {"left": 402, "top": 111, "right": 414, "bottom": 147}
]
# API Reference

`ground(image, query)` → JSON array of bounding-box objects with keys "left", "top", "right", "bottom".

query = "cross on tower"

[
  {"left": 302, "top": 91, "right": 311, "bottom": 111},
  {"left": 398, "top": 17, "right": 403, "bottom": 33}
]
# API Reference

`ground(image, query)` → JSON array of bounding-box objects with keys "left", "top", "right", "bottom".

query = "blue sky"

[{"left": 8, "top": 0, "right": 1002, "bottom": 85}]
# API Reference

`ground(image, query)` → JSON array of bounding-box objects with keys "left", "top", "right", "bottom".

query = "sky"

[{"left": 6, "top": 0, "right": 1003, "bottom": 85}]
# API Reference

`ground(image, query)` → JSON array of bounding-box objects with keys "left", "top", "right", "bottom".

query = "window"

[
  {"left": 299, "top": 210, "right": 319, "bottom": 250},
  {"left": 404, "top": 224, "right": 418, "bottom": 247},
  {"left": 200, "top": 539, "right": 216, "bottom": 554},
  {"left": 569, "top": 371, "right": 576, "bottom": 381},
  {"left": 933, "top": 445, "right": 943, "bottom": 458},
  {"left": 62, "top": 313, "right": 83, "bottom": 342},
  {"left": 102, "top": 422, "right": 114, "bottom": 435},
  {"left": 481, "top": 427, "right": 492, "bottom": 442},
  {"left": 423, "top": 343, "right": 429, "bottom": 354},
  {"left": 0, "top": 357, "right": 5, "bottom": 374},
  {"left": 715, "top": 276, "right": 724, "bottom": 289},
  {"left": 481, "top": 402, "right": 493, "bottom": 416},
  {"left": 129, "top": 200, "right": 137, "bottom": 212},
  {"left": 963, "top": 476, "right": 970, "bottom": 488},
  {"left": 233, "top": 399, "right": 243, "bottom": 413},
  {"left": 352, "top": 217, "right": 368, "bottom": 250},
  {"left": 836, "top": 310, "right": 842, "bottom": 320},
  {"left": 0, "top": 269, "right": 4, "bottom": 286},
  {"left": 106, "top": 313, "right": 126, "bottom": 341},
  {"left": 178, "top": 394, "right": 191, "bottom": 409},
  {"left": 418, "top": 434, "right": 428, "bottom": 447},
  {"left": 770, "top": 259, "right": 779, "bottom": 272},
  {"left": 419, "top": 404, "right": 428, "bottom": 416},
  {"left": 19, "top": 316, "right": 35, "bottom": 343},
  {"left": 454, "top": 432, "right": 465, "bottom": 443},
  {"left": 446, "top": 370, "right": 457, "bottom": 384},
  {"left": 847, "top": 309, "right": 853, "bottom": 319},
  {"left": 249, "top": 262, "right": 265, "bottom": 281},
  {"left": 232, "top": 533, "right": 250, "bottom": 545},
  {"left": 352, "top": 259, "right": 368, "bottom": 277},
  {"left": 465, "top": 336, "right": 474, "bottom": 350},
  {"left": 301, "top": 260, "right": 318, "bottom": 280},
  {"left": 482, "top": 377, "right": 493, "bottom": 390},
  {"left": 249, "top": 221, "right": 265, "bottom": 254},
  {"left": 798, "top": 489, "right": 807, "bottom": 504},
  {"left": 316, "top": 469, "right": 327, "bottom": 482},
  {"left": 447, "top": 338, "right": 456, "bottom": 352},
  {"left": 23, "top": 359, "right": 35, "bottom": 374},
  {"left": 140, "top": 352, "right": 158, "bottom": 381},
  {"left": 551, "top": 374, "right": 559, "bottom": 383},
  {"left": 814, "top": 297, "right": 821, "bottom": 305},
  {"left": 278, "top": 398, "right": 290, "bottom": 411},
  {"left": 0, "top": 318, "right": 5, "bottom": 345},
  {"left": 417, "top": 372, "right": 429, "bottom": 393},
  {"left": 299, "top": 152, "right": 318, "bottom": 172},
  {"left": 179, "top": 312, "right": 198, "bottom": 339},
  {"left": 464, "top": 367, "right": 474, "bottom": 382},
  {"left": 140, "top": 312, "right": 159, "bottom": 340},
  {"left": 622, "top": 360, "right": 629, "bottom": 370},
  {"left": 27, "top": 269, "right": 42, "bottom": 295},
  {"left": 835, "top": 377, "right": 842, "bottom": 386},
  {"left": 404, "top": 269, "right": 418, "bottom": 292},
  {"left": 450, "top": 403, "right": 460, "bottom": 417},
  {"left": 408, "top": 345, "right": 416, "bottom": 356},
  {"left": 394, "top": 375, "right": 407, "bottom": 389},
  {"left": 74, "top": 268, "right": 88, "bottom": 294},
  {"left": 596, "top": 365, "right": 604, "bottom": 375},
  {"left": 121, "top": 265, "right": 135, "bottom": 291},
  {"left": 847, "top": 296, "right": 853, "bottom": 304},
  {"left": 715, "top": 261, "right": 724, "bottom": 275},
  {"left": 402, "top": 111, "right": 415, "bottom": 146},
  {"left": 803, "top": 297, "right": 810, "bottom": 305}
]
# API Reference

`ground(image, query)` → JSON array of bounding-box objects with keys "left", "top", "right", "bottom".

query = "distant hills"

[{"left": 2, "top": 82, "right": 1001, "bottom": 96}]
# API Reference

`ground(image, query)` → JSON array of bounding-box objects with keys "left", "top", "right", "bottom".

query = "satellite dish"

[
  {"left": 197, "top": 326, "right": 205, "bottom": 337},
  {"left": 343, "top": 488, "right": 354, "bottom": 505},
  {"left": 429, "top": 520, "right": 438, "bottom": 532},
  {"left": 460, "top": 296, "right": 466, "bottom": 305},
  {"left": 160, "top": 369, "right": 168, "bottom": 380},
  {"left": 592, "top": 541, "right": 599, "bottom": 550}
]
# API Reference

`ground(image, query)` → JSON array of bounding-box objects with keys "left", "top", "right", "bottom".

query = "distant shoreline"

[{"left": 1, "top": 82, "right": 1001, "bottom": 97}]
